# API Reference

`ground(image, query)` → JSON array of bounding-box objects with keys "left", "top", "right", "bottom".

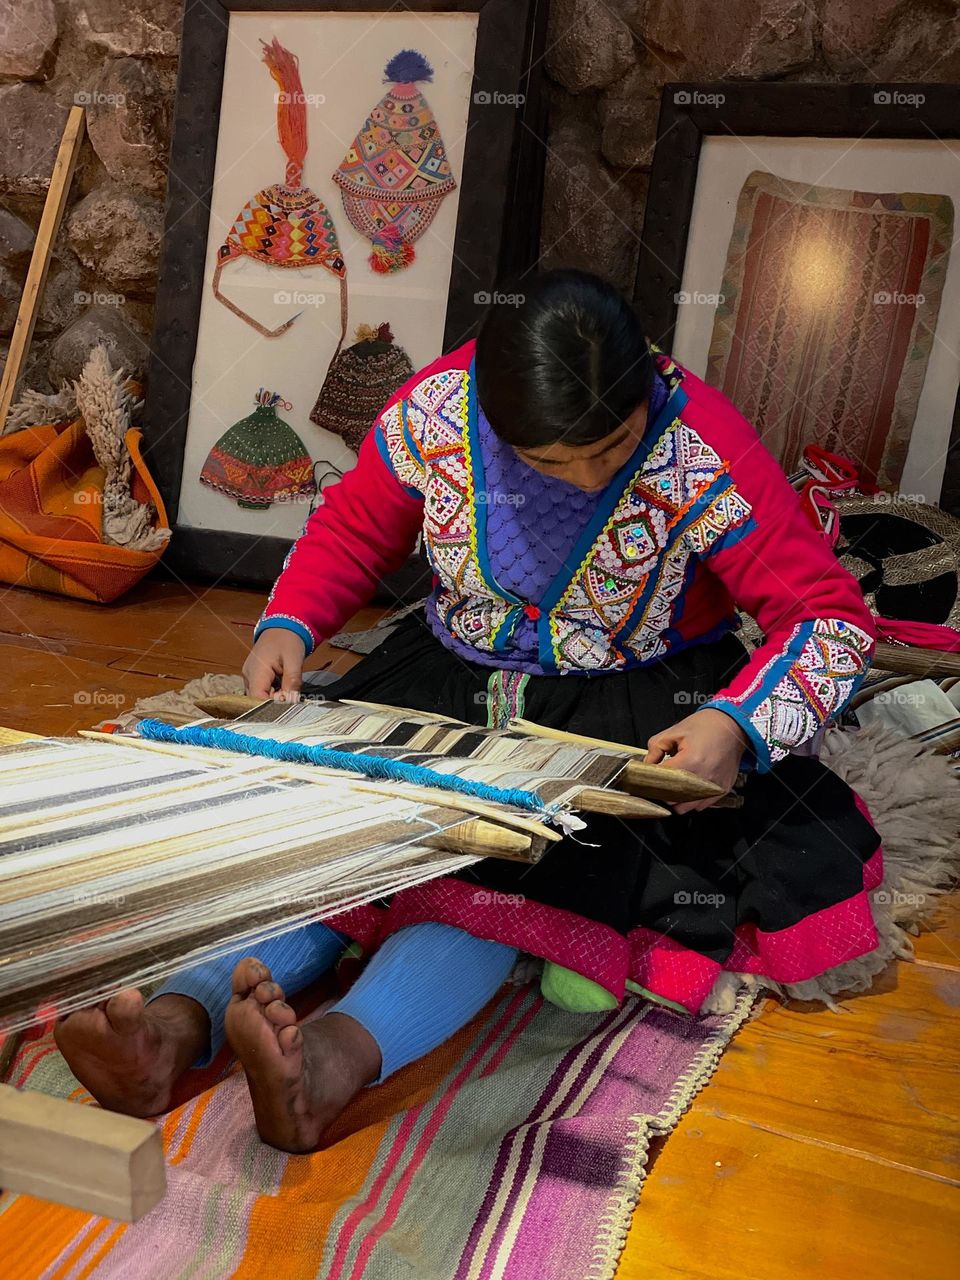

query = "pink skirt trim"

[{"left": 326, "top": 848, "right": 885, "bottom": 1016}]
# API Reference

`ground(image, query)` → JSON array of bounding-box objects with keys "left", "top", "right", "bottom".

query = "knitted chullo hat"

[
  {"left": 212, "top": 38, "right": 348, "bottom": 345},
  {"left": 333, "top": 50, "right": 457, "bottom": 274},
  {"left": 310, "top": 323, "right": 415, "bottom": 453},
  {"left": 200, "top": 389, "right": 316, "bottom": 510}
]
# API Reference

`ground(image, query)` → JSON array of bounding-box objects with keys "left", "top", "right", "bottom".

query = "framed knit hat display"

[
  {"left": 634, "top": 83, "right": 960, "bottom": 515},
  {"left": 310, "top": 323, "right": 415, "bottom": 453},
  {"left": 143, "top": 0, "right": 547, "bottom": 588},
  {"left": 333, "top": 51, "right": 457, "bottom": 274}
]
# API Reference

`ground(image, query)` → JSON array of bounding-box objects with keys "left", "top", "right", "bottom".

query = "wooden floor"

[{"left": 3, "top": 579, "right": 958, "bottom": 1278}]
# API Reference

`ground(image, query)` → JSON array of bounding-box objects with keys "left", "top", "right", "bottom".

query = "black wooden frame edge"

[
  {"left": 143, "top": 0, "right": 547, "bottom": 585},
  {"left": 634, "top": 81, "right": 960, "bottom": 512}
]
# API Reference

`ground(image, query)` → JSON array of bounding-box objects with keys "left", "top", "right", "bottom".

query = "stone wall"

[{"left": 2, "top": 1, "right": 960, "bottom": 395}]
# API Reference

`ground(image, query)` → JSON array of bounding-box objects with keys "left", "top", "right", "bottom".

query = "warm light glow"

[{"left": 788, "top": 232, "right": 849, "bottom": 310}]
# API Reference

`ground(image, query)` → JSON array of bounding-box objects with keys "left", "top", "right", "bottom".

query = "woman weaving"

[{"left": 57, "top": 270, "right": 881, "bottom": 1153}]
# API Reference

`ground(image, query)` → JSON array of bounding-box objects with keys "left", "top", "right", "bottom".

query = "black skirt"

[{"left": 324, "top": 614, "right": 882, "bottom": 1010}]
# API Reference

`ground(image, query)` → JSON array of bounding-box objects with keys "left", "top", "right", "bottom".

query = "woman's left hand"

[{"left": 645, "top": 708, "right": 749, "bottom": 814}]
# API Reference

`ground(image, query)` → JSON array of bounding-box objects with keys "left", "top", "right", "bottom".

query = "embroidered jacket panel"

[{"left": 258, "top": 342, "right": 876, "bottom": 766}]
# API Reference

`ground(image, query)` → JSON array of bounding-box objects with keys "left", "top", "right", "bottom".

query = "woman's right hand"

[{"left": 242, "top": 629, "right": 307, "bottom": 699}]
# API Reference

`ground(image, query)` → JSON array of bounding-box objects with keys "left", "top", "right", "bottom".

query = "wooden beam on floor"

[{"left": 0, "top": 1084, "right": 165, "bottom": 1222}]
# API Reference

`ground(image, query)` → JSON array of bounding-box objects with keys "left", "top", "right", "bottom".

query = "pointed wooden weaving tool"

[
  {"left": 509, "top": 718, "right": 724, "bottom": 802},
  {"left": 0, "top": 1084, "right": 165, "bottom": 1222}
]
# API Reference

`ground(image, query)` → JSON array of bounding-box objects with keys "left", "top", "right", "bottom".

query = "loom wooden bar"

[
  {"left": 572, "top": 787, "right": 671, "bottom": 819},
  {"left": 510, "top": 718, "right": 722, "bottom": 801},
  {"left": 0, "top": 1084, "right": 165, "bottom": 1222},
  {"left": 620, "top": 759, "right": 723, "bottom": 802},
  {"left": 422, "top": 819, "right": 531, "bottom": 860},
  {"left": 510, "top": 717, "right": 650, "bottom": 758},
  {"left": 0, "top": 106, "right": 85, "bottom": 432},
  {"left": 873, "top": 642, "right": 960, "bottom": 678}
]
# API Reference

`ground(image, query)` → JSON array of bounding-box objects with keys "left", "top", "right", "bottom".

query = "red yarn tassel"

[{"left": 261, "top": 38, "right": 307, "bottom": 188}]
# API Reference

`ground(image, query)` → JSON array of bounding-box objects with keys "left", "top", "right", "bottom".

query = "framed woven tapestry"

[
  {"left": 635, "top": 84, "right": 960, "bottom": 515},
  {"left": 143, "top": 0, "right": 548, "bottom": 587}
]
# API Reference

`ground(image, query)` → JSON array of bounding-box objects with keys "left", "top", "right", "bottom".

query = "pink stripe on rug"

[{"left": 327, "top": 987, "right": 532, "bottom": 1280}]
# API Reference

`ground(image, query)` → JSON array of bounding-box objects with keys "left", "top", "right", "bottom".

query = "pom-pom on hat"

[
  {"left": 333, "top": 50, "right": 457, "bottom": 274},
  {"left": 212, "top": 38, "right": 348, "bottom": 346},
  {"left": 200, "top": 389, "right": 316, "bottom": 510},
  {"left": 310, "top": 322, "right": 415, "bottom": 453}
]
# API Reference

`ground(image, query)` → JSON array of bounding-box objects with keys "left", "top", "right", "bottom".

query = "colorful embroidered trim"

[{"left": 709, "top": 617, "right": 875, "bottom": 765}]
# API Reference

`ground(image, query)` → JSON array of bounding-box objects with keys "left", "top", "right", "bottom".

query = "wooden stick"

[
  {"left": 422, "top": 818, "right": 531, "bottom": 860},
  {"left": 873, "top": 641, "right": 960, "bottom": 679},
  {"left": 0, "top": 1083, "right": 165, "bottom": 1222},
  {"left": 0, "top": 106, "right": 85, "bottom": 433},
  {"left": 620, "top": 758, "right": 723, "bottom": 802},
  {"left": 511, "top": 718, "right": 723, "bottom": 800},
  {"left": 572, "top": 787, "right": 670, "bottom": 819},
  {"left": 194, "top": 694, "right": 269, "bottom": 719},
  {"left": 510, "top": 717, "right": 648, "bottom": 758}
]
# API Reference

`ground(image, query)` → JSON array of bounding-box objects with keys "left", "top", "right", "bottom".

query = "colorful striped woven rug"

[{"left": 0, "top": 986, "right": 753, "bottom": 1279}]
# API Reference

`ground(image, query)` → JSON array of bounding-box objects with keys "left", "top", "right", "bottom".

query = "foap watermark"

[
  {"left": 275, "top": 90, "right": 326, "bottom": 107},
  {"left": 673, "top": 89, "right": 725, "bottom": 107},
  {"left": 674, "top": 690, "right": 710, "bottom": 707},
  {"left": 873, "top": 689, "right": 930, "bottom": 708},
  {"left": 274, "top": 289, "right": 326, "bottom": 307},
  {"left": 675, "top": 890, "right": 726, "bottom": 906},
  {"left": 74, "top": 89, "right": 126, "bottom": 107},
  {"left": 675, "top": 290, "right": 724, "bottom": 307},
  {"left": 75, "top": 690, "right": 127, "bottom": 707},
  {"left": 874, "top": 290, "right": 924, "bottom": 306},
  {"left": 873, "top": 889, "right": 927, "bottom": 907},
  {"left": 472, "top": 890, "right": 525, "bottom": 907},
  {"left": 874, "top": 89, "right": 925, "bottom": 107},
  {"left": 74, "top": 490, "right": 103, "bottom": 505},
  {"left": 75, "top": 289, "right": 125, "bottom": 308},
  {"left": 474, "top": 290, "right": 525, "bottom": 307},
  {"left": 473, "top": 89, "right": 525, "bottom": 106},
  {"left": 74, "top": 890, "right": 126, "bottom": 907},
  {"left": 474, "top": 490, "right": 526, "bottom": 506}
]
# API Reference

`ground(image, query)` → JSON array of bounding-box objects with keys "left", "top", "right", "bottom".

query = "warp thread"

[{"left": 136, "top": 718, "right": 555, "bottom": 819}]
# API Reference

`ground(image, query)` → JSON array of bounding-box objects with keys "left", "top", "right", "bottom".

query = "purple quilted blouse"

[{"left": 425, "top": 371, "right": 670, "bottom": 673}]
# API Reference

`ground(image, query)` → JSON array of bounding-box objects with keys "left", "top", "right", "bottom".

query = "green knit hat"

[{"left": 201, "top": 389, "right": 315, "bottom": 510}]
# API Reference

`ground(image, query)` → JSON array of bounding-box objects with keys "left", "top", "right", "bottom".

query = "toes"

[
  {"left": 253, "top": 980, "right": 284, "bottom": 1007},
  {"left": 232, "top": 957, "right": 272, "bottom": 996},
  {"left": 277, "top": 1024, "right": 302, "bottom": 1056},
  {"left": 104, "top": 989, "right": 145, "bottom": 1036},
  {"left": 263, "top": 1000, "right": 296, "bottom": 1028}
]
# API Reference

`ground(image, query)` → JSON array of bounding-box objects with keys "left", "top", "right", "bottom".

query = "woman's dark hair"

[{"left": 474, "top": 269, "right": 652, "bottom": 448}]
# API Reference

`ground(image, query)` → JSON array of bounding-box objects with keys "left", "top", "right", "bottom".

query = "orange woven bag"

[{"left": 0, "top": 418, "right": 169, "bottom": 603}]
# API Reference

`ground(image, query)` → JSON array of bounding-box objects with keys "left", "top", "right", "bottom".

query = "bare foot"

[
  {"left": 225, "top": 957, "right": 381, "bottom": 1153},
  {"left": 54, "top": 989, "right": 210, "bottom": 1117}
]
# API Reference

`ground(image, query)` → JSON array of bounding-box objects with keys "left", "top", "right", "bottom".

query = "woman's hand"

[
  {"left": 242, "top": 629, "right": 307, "bottom": 700},
  {"left": 646, "top": 708, "right": 748, "bottom": 814}
]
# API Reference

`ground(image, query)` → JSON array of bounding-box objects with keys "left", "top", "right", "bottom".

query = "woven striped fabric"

[
  {"left": 0, "top": 735, "right": 481, "bottom": 1033},
  {"left": 217, "top": 700, "right": 630, "bottom": 800},
  {"left": 0, "top": 988, "right": 752, "bottom": 1279}
]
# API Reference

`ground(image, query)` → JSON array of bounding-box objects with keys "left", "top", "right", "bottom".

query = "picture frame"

[
  {"left": 143, "top": 0, "right": 548, "bottom": 588},
  {"left": 634, "top": 83, "right": 960, "bottom": 514}
]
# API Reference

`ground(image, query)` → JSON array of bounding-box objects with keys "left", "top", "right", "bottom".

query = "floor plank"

[
  {"left": 699, "top": 994, "right": 960, "bottom": 1181},
  {"left": 913, "top": 896, "right": 960, "bottom": 970},
  {"left": 620, "top": 1114, "right": 959, "bottom": 1280}
]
